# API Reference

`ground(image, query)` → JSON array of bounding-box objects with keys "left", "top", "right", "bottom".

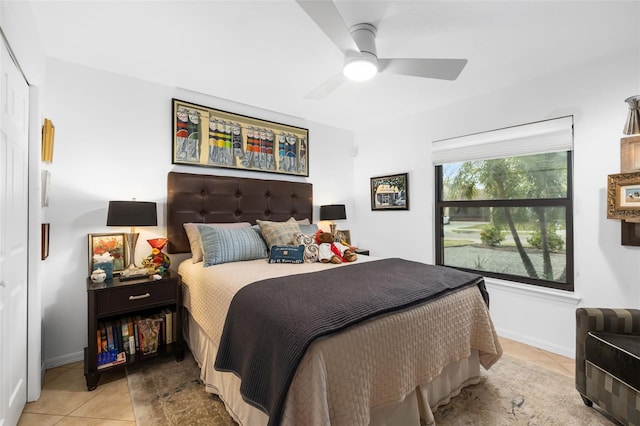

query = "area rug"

[{"left": 126, "top": 350, "right": 616, "bottom": 425}]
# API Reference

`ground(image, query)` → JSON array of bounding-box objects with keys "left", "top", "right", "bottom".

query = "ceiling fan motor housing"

[
  {"left": 343, "top": 23, "right": 379, "bottom": 80},
  {"left": 349, "top": 23, "right": 378, "bottom": 58}
]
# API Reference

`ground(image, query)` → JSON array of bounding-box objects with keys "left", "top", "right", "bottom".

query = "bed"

[{"left": 167, "top": 171, "right": 502, "bottom": 426}]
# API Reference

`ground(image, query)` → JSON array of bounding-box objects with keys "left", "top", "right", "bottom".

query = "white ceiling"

[{"left": 26, "top": 0, "right": 640, "bottom": 131}]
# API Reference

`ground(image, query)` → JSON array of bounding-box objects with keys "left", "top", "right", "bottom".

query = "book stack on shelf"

[{"left": 96, "top": 307, "right": 176, "bottom": 369}]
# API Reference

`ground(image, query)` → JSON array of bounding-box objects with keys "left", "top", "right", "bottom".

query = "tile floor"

[{"left": 18, "top": 337, "right": 575, "bottom": 425}]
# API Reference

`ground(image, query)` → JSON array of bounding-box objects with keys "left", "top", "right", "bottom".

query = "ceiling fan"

[{"left": 295, "top": 0, "right": 468, "bottom": 99}]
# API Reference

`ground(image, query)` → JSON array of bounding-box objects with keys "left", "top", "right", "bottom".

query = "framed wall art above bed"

[{"left": 172, "top": 99, "right": 309, "bottom": 177}]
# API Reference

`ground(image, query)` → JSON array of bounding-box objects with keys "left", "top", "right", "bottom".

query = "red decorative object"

[{"left": 142, "top": 238, "right": 171, "bottom": 273}]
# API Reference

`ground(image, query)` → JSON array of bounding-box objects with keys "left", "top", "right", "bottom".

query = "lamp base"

[
  {"left": 121, "top": 232, "right": 148, "bottom": 279},
  {"left": 329, "top": 223, "right": 337, "bottom": 238},
  {"left": 119, "top": 264, "right": 150, "bottom": 280}
]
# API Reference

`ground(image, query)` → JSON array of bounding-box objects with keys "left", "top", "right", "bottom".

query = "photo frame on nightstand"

[
  {"left": 88, "top": 233, "right": 128, "bottom": 274},
  {"left": 336, "top": 229, "right": 351, "bottom": 245}
]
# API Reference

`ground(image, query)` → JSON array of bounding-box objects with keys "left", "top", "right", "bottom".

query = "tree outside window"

[{"left": 435, "top": 151, "right": 573, "bottom": 291}]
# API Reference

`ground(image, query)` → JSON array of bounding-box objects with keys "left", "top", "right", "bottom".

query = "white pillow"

[{"left": 184, "top": 222, "right": 251, "bottom": 263}]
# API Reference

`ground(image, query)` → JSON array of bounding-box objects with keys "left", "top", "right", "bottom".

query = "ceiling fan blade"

[
  {"left": 378, "top": 58, "right": 468, "bottom": 81},
  {"left": 303, "top": 73, "right": 346, "bottom": 100},
  {"left": 295, "top": 0, "right": 360, "bottom": 56}
]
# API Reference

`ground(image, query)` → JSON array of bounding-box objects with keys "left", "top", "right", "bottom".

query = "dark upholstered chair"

[{"left": 575, "top": 308, "right": 640, "bottom": 425}]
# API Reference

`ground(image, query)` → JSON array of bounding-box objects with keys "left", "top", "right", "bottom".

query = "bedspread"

[
  {"left": 179, "top": 258, "right": 502, "bottom": 425},
  {"left": 216, "top": 259, "right": 486, "bottom": 425}
]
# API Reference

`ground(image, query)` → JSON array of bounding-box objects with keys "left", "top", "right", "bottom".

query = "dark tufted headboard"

[{"left": 167, "top": 172, "right": 313, "bottom": 254}]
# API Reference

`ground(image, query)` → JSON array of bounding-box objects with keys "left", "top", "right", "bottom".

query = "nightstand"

[
  {"left": 355, "top": 249, "right": 370, "bottom": 256},
  {"left": 84, "top": 270, "right": 184, "bottom": 390}
]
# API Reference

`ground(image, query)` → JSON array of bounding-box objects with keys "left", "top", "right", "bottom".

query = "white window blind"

[{"left": 432, "top": 116, "right": 573, "bottom": 165}]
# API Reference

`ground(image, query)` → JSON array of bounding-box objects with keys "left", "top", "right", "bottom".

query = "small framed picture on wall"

[
  {"left": 370, "top": 173, "right": 409, "bottom": 211},
  {"left": 607, "top": 171, "right": 640, "bottom": 221}
]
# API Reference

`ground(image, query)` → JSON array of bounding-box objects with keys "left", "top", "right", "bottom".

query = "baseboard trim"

[
  {"left": 45, "top": 350, "right": 83, "bottom": 369},
  {"left": 496, "top": 327, "right": 574, "bottom": 359}
]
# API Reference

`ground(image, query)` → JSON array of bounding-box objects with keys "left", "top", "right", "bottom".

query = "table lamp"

[
  {"left": 107, "top": 200, "right": 157, "bottom": 278},
  {"left": 319, "top": 204, "right": 346, "bottom": 238}
]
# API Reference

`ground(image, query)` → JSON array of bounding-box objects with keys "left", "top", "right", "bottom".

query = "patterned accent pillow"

[
  {"left": 293, "top": 232, "right": 319, "bottom": 263},
  {"left": 268, "top": 245, "right": 305, "bottom": 264},
  {"left": 197, "top": 225, "right": 267, "bottom": 267},
  {"left": 256, "top": 217, "right": 302, "bottom": 249},
  {"left": 184, "top": 222, "right": 252, "bottom": 263}
]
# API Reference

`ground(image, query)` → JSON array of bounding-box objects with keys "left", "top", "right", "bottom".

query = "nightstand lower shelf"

[{"left": 83, "top": 343, "right": 184, "bottom": 391}]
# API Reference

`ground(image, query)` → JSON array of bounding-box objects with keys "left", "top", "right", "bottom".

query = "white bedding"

[{"left": 179, "top": 257, "right": 503, "bottom": 425}]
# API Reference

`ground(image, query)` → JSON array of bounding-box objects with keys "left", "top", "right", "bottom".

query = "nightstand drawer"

[{"left": 96, "top": 280, "right": 176, "bottom": 317}]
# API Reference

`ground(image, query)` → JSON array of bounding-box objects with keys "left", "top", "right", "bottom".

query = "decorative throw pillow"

[
  {"left": 293, "top": 232, "right": 319, "bottom": 263},
  {"left": 298, "top": 223, "right": 318, "bottom": 235},
  {"left": 268, "top": 245, "right": 305, "bottom": 264},
  {"left": 184, "top": 222, "right": 251, "bottom": 263},
  {"left": 256, "top": 217, "right": 302, "bottom": 249},
  {"left": 197, "top": 225, "right": 267, "bottom": 267}
]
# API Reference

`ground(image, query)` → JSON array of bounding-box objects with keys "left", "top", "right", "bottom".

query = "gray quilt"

[{"left": 214, "top": 258, "right": 486, "bottom": 426}]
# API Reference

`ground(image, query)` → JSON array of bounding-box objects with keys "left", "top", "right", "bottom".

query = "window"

[{"left": 434, "top": 117, "right": 574, "bottom": 291}]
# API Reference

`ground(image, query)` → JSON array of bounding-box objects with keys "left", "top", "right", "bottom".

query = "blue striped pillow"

[
  {"left": 298, "top": 223, "right": 318, "bottom": 234},
  {"left": 197, "top": 225, "right": 268, "bottom": 267}
]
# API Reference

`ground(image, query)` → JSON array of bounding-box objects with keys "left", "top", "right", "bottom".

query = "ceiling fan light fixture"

[{"left": 343, "top": 54, "right": 378, "bottom": 82}]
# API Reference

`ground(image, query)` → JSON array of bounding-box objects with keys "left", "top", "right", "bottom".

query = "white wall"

[
  {"left": 42, "top": 58, "right": 355, "bottom": 366},
  {"left": 352, "top": 48, "right": 640, "bottom": 357}
]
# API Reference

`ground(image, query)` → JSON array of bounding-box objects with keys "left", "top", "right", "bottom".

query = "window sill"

[{"left": 484, "top": 276, "right": 582, "bottom": 304}]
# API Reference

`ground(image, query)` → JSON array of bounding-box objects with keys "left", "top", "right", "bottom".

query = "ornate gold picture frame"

[{"left": 607, "top": 171, "right": 640, "bottom": 220}]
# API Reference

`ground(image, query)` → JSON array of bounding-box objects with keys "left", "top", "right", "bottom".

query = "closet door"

[{"left": 0, "top": 39, "right": 29, "bottom": 426}]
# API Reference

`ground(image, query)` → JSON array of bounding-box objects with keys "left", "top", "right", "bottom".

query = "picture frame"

[
  {"left": 88, "top": 233, "right": 128, "bottom": 274},
  {"left": 41, "top": 118, "right": 55, "bottom": 163},
  {"left": 607, "top": 172, "right": 640, "bottom": 220},
  {"left": 370, "top": 173, "right": 409, "bottom": 211},
  {"left": 336, "top": 229, "right": 351, "bottom": 245},
  {"left": 621, "top": 135, "right": 640, "bottom": 172},
  {"left": 41, "top": 223, "right": 50, "bottom": 260},
  {"left": 41, "top": 170, "right": 50, "bottom": 208},
  {"left": 172, "top": 99, "right": 309, "bottom": 177}
]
